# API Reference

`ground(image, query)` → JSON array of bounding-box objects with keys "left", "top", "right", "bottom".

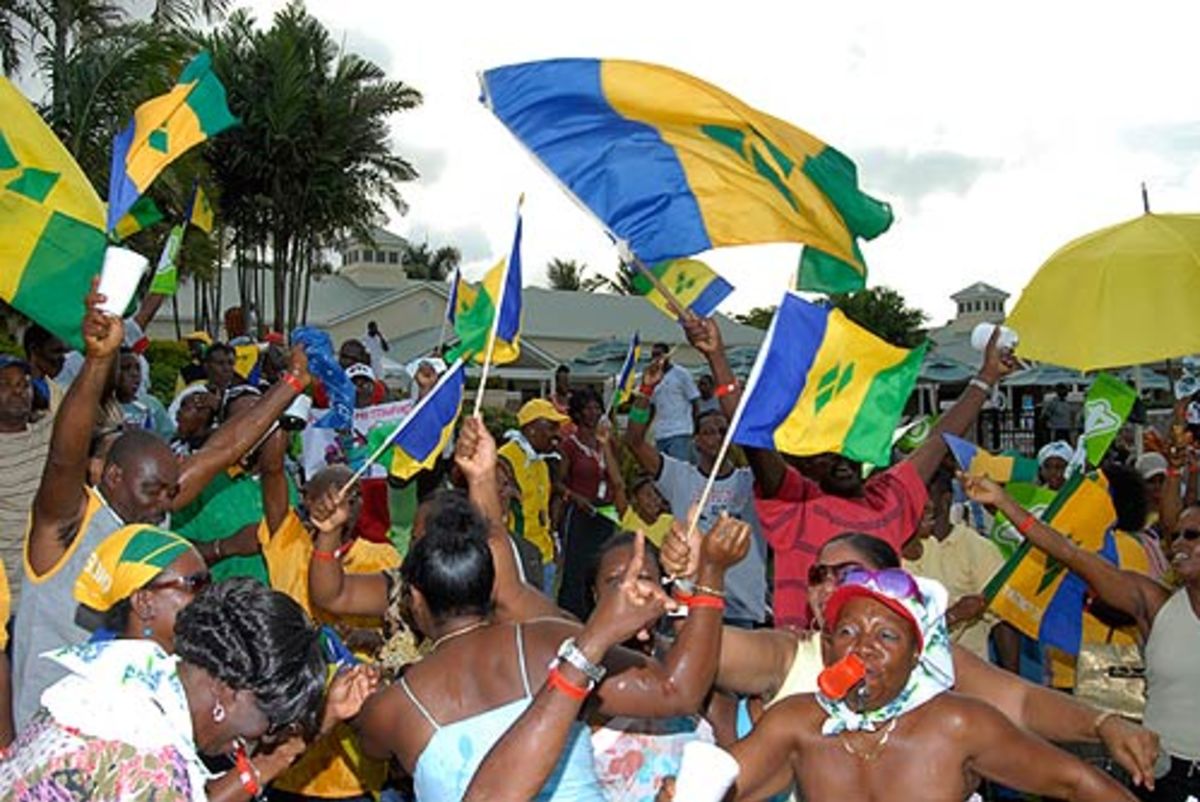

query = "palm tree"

[
  {"left": 202, "top": 1, "right": 421, "bottom": 332},
  {"left": 402, "top": 241, "right": 461, "bottom": 281},
  {"left": 577, "top": 262, "right": 639, "bottom": 295},
  {"left": 546, "top": 258, "right": 587, "bottom": 291}
]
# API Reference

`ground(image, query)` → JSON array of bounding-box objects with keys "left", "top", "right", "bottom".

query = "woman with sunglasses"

[
  {"left": 2, "top": 578, "right": 359, "bottom": 802},
  {"left": 962, "top": 471, "right": 1200, "bottom": 802},
  {"left": 62, "top": 525, "right": 375, "bottom": 802},
  {"left": 661, "top": 529, "right": 1161, "bottom": 793}
]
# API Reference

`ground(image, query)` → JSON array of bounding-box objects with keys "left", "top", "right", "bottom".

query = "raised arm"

[
  {"left": 28, "top": 286, "right": 124, "bottom": 575},
  {"left": 463, "top": 531, "right": 674, "bottom": 802},
  {"left": 962, "top": 474, "right": 1171, "bottom": 637},
  {"left": 952, "top": 644, "right": 1159, "bottom": 790},
  {"left": 307, "top": 488, "right": 389, "bottom": 617},
  {"left": 131, "top": 292, "right": 167, "bottom": 332},
  {"left": 175, "top": 347, "right": 310, "bottom": 508},
  {"left": 258, "top": 427, "right": 290, "bottom": 536},
  {"left": 959, "top": 695, "right": 1138, "bottom": 801},
  {"left": 907, "top": 329, "right": 1018, "bottom": 483},
  {"left": 456, "top": 416, "right": 566, "bottom": 623},
  {"left": 682, "top": 316, "right": 787, "bottom": 497},
  {"left": 623, "top": 360, "right": 663, "bottom": 477}
]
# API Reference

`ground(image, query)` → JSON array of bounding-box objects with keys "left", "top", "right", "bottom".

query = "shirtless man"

[{"left": 725, "top": 569, "right": 1135, "bottom": 802}]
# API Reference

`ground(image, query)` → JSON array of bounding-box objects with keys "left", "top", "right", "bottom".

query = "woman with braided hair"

[{"left": 2, "top": 579, "right": 372, "bottom": 802}]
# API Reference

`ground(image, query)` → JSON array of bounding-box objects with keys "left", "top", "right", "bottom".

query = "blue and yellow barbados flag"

[
  {"left": 107, "top": 52, "right": 237, "bottom": 232},
  {"left": 943, "top": 433, "right": 1040, "bottom": 484},
  {"left": 445, "top": 266, "right": 463, "bottom": 324},
  {"left": 631, "top": 259, "right": 733, "bottom": 320},
  {"left": 732, "top": 293, "right": 926, "bottom": 467},
  {"left": 612, "top": 331, "right": 641, "bottom": 408},
  {"left": 450, "top": 204, "right": 523, "bottom": 365},
  {"left": 387, "top": 360, "right": 466, "bottom": 481},
  {"left": 0, "top": 78, "right": 107, "bottom": 349},
  {"left": 186, "top": 183, "right": 214, "bottom": 233},
  {"left": 985, "top": 473, "right": 1129, "bottom": 655},
  {"left": 479, "top": 59, "right": 891, "bottom": 292}
]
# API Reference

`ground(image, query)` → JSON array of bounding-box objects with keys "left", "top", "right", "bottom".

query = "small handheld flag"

[
  {"left": 114, "top": 196, "right": 164, "bottom": 241},
  {"left": 450, "top": 201, "right": 523, "bottom": 367},
  {"left": 148, "top": 224, "right": 184, "bottom": 296},
  {"left": 1081, "top": 373, "right": 1136, "bottom": 468},
  {"left": 942, "top": 433, "right": 1039, "bottom": 484},
  {"left": 631, "top": 259, "right": 733, "bottom": 320},
  {"left": 186, "top": 183, "right": 214, "bottom": 233},
  {"left": 106, "top": 52, "right": 238, "bottom": 232},
  {"left": 611, "top": 332, "right": 641, "bottom": 409}
]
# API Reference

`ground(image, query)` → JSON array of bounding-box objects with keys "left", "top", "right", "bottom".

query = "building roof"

[
  {"left": 950, "top": 282, "right": 1010, "bottom": 301},
  {"left": 346, "top": 227, "right": 408, "bottom": 249}
]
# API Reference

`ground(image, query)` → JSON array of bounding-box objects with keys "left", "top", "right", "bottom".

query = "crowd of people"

[{"left": 0, "top": 282, "right": 1195, "bottom": 802}]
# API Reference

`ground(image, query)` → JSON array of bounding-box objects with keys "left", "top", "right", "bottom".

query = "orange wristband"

[
  {"left": 547, "top": 667, "right": 590, "bottom": 700},
  {"left": 312, "top": 549, "right": 338, "bottom": 561},
  {"left": 713, "top": 381, "right": 738, "bottom": 398},
  {"left": 688, "top": 594, "right": 726, "bottom": 611},
  {"left": 282, "top": 371, "right": 305, "bottom": 393},
  {"left": 1017, "top": 514, "right": 1037, "bottom": 535}
]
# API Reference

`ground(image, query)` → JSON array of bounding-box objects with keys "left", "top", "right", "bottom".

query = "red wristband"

[
  {"left": 1016, "top": 514, "right": 1037, "bottom": 535},
  {"left": 547, "top": 667, "right": 590, "bottom": 701},
  {"left": 1167, "top": 467, "right": 1182, "bottom": 478},
  {"left": 235, "top": 744, "right": 261, "bottom": 797},
  {"left": 312, "top": 549, "right": 338, "bottom": 562},
  {"left": 639, "top": 383, "right": 656, "bottom": 397},
  {"left": 713, "top": 381, "right": 738, "bottom": 398},
  {"left": 282, "top": 371, "right": 306, "bottom": 393},
  {"left": 688, "top": 594, "right": 726, "bottom": 611}
]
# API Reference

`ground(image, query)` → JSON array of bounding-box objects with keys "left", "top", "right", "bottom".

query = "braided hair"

[{"left": 175, "top": 579, "right": 326, "bottom": 737}]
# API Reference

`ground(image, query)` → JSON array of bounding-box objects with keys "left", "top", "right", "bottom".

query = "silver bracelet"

[{"left": 969, "top": 377, "right": 992, "bottom": 394}]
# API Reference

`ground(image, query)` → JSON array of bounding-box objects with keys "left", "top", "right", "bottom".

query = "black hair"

[
  {"left": 22, "top": 324, "right": 56, "bottom": 356},
  {"left": 823, "top": 531, "right": 901, "bottom": 569},
  {"left": 582, "top": 531, "right": 663, "bottom": 619},
  {"left": 630, "top": 474, "right": 657, "bottom": 494},
  {"left": 205, "top": 342, "right": 235, "bottom": 361},
  {"left": 105, "top": 428, "right": 170, "bottom": 470},
  {"left": 400, "top": 491, "right": 495, "bottom": 621},
  {"left": 102, "top": 596, "right": 135, "bottom": 632},
  {"left": 1102, "top": 463, "right": 1149, "bottom": 532},
  {"left": 555, "top": 364, "right": 570, "bottom": 376},
  {"left": 695, "top": 409, "right": 727, "bottom": 431},
  {"left": 219, "top": 384, "right": 262, "bottom": 422},
  {"left": 175, "top": 578, "right": 326, "bottom": 738},
  {"left": 568, "top": 385, "right": 603, "bottom": 424},
  {"left": 652, "top": 342, "right": 669, "bottom": 353},
  {"left": 88, "top": 424, "right": 125, "bottom": 460}
]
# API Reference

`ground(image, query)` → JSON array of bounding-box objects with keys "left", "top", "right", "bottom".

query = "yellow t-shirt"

[
  {"left": 258, "top": 511, "right": 400, "bottom": 797},
  {"left": 618, "top": 508, "right": 675, "bottom": 548},
  {"left": 499, "top": 440, "right": 554, "bottom": 562},
  {"left": 1047, "top": 529, "right": 1151, "bottom": 689},
  {"left": 903, "top": 523, "right": 1006, "bottom": 660}
]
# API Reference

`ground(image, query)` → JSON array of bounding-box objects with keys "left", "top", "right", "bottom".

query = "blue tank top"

[{"left": 400, "top": 624, "right": 605, "bottom": 802}]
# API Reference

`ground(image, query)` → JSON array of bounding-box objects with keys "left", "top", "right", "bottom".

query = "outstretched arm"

[
  {"left": 258, "top": 427, "right": 291, "bottom": 536},
  {"left": 961, "top": 695, "right": 1137, "bottom": 801},
  {"left": 962, "top": 474, "right": 1171, "bottom": 638},
  {"left": 953, "top": 644, "right": 1160, "bottom": 790},
  {"left": 908, "top": 329, "right": 1019, "bottom": 483},
  {"left": 175, "top": 347, "right": 310, "bottom": 509},
  {"left": 29, "top": 285, "right": 124, "bottom": 575},
  {"left": 623, "top": 361, "right": 663, "bottom": 478},
  {"left": 682, "top": 316, "right": 787, "bottom": 497}
]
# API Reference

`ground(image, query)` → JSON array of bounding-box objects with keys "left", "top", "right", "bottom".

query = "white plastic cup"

[
  {"left": 96, "top": 247, "right": 149, "bottom": 316},
  {"left": 971, "top": 322, "right": 1018, "bottom": 352},
  {"left": 672, "top": 741, "right": 739, "bottom": 802}
]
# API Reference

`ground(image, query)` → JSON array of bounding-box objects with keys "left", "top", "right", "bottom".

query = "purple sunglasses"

[{"left": 839, "top": 568, "right": 921, "bottom": 601}]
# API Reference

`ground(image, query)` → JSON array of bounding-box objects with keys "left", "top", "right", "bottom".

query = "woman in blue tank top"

[{"left": 350, "top": 489, "right": 742, "bottom": 802}]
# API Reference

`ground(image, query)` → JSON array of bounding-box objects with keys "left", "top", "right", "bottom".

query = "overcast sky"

[{"left": 247, "top": 0, "right": 1200, "bottom": 325}]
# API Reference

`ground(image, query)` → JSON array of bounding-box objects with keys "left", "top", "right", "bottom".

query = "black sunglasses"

[
  {"left": 1178, "top": 529, "right": 1200, "bottom": 542},
  {"left": 807, "top": 561, "right": 865, "bottom": 586}
]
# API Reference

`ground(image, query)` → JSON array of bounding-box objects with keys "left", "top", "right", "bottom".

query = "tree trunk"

[{"left": 51, "top": 0, "right": 71, "bottom": 123}]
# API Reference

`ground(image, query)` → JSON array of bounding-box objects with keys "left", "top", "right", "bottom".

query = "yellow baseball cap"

[
  {"left": 75, "top": 525, "right": 195, "bottom": 612},
  {"left": 517, "top": 398, "right": 570, "bottom": 427},
  {"left": 183, "top": 331, "right": 213, "bottom": 346}
]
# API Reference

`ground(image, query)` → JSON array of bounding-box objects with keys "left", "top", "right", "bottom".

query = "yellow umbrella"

[{"left": 1007, "top": 213, "right": 1200, "bottom": 371}]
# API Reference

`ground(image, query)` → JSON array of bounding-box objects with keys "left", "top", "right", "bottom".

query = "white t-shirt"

[
  {"left": 651, "top": 364, "right": 700, "bottom": 439},
  {"left": 366, "top": 333, "right": 387, "bottom": 378}
]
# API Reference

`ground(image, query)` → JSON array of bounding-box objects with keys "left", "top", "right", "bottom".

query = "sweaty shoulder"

[{"left": 919, "top": 691, "right": 1002, "bottom": 738}]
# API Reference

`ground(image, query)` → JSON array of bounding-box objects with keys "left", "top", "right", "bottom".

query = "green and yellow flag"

[
  {"left": 187, "top": 183, "right": 214, "bottom": 233},
  {"left": 0, "top": 78, "right": 108, "bottom": 348},
  {"left": 630, "top": 258, "right": 734, "bottom": 320},
  {"left": 113, "top": 196, "right": 164, "bottom": 241}
]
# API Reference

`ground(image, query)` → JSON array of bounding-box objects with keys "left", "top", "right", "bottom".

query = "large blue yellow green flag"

[
  {"left": 387, "top": 360, "right": 466, "bottom": 481},
  {"left": 611, "top": 331, "right": 641, "bottom": 409},
  {"left": 732, "top": 292, "right": 926, "bottom": 466},
  {"left": 985, "top": 473, "right": 1124, "bottom": 655},
  {"left": 107, "top": 52, "right": 237, "bottom": 232},
  {"left": 630, "top": 259, "right": 733, "bottom": 320},
  {"left": 0, "top": 78, "right": 108, "bottom": 349},
  {"left": 186, "top": 183, "right": 214, "bottom": 233},
  {"left": 449, "top": 206, "right": 523, "bottom": 365},
  {"left": 114, "top": 196, "right": 164, "bottom": 241},
  {"left": 479, "top": 60, "right": 891, "bottom": 291}
]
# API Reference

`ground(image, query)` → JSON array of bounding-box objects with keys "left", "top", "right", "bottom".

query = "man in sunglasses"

[
  {"left": 680, "top": 314, "right": 1019, "bottom": 630},
  {"left": 720, "top": 568, "right": 1136, "bottom": 802},
  {"left": 12, "top": 288, "right": 315, "bottom": 731}
]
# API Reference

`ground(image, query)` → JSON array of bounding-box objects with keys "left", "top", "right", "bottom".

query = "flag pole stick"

[
  {"left": 625, "top": 253, "right": 692, "bottom": 322},
  {"left": 473, "top": 198, "right": 522, "bottom": 418}
]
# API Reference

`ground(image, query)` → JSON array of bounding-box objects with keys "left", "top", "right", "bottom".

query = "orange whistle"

[{"left": 818, "top": 653, "right": 867, "bottom": 700}]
